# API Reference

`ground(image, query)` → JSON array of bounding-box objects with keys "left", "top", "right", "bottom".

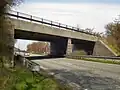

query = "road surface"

[{"left": 32, "top": 58, "right": 120, "bottom": 90}]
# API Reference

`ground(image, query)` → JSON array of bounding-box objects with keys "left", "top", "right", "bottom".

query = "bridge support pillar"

[
  {"left": 66, "top": 38, "right": 73, "bottom": 55},
  {"left": 50, "top": 39, "right": 68, "bottom": 57}
]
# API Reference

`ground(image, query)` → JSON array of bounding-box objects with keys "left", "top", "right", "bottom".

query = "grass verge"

[
  {"left": 0, "top": 65, "right": 71, "bottom": 90},
  {"left": 67, "top": 56, "right": 120, "bottom": 65}
]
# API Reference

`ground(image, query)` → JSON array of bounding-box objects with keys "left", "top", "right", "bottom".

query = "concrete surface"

[
  {"left": 12, "top": 18, "right": 116, "bottom": 56},
  {"left": 50, "top": 39, "right": 68, "bottom": 56},
  {"left": 93, "top": 40, "right": 117, "bottom": 56},
  {"left": 12, "top": 18, "right": 97, "bottom": 42},
  {"left": 32, "top": 58, "right": 120, "bottom": 90}
]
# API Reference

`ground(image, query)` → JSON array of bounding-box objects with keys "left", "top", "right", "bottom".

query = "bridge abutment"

[{"left": 93, "top": 40, "right": 117, "bottom": 56}]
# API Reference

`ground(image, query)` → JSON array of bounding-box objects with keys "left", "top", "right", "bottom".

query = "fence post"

[
  {"left": 51, "top": 21, "right": 52, "bottom": 27},
  {"left": 41, "top": 18, "right": 43, "bottom": 24},
  {"left": 72, "top": 27, "right": 74, "bottom": 31},
  {"left": 17, "top": 12, "right": 19, "bottom": 19},
  {"left": 66, "top": 25, "right": 67, "bottom": 29},
  {"left": 59, "top": 23, "right": 61, "bottom": 28},
  {"left": 26, "top": 60, "right": 28, "bottom": 68},
  {"left": 30, "top": 15, "right": 32, "bottom": 22},
  {"left": 23, "top": 57, "right": 26, "bottom": 66}
]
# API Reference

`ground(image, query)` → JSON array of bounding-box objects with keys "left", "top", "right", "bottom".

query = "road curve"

[{"left": 32, "top": 58, "right": 120, "bottom": 90}]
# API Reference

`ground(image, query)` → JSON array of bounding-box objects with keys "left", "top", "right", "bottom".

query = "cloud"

[{"left": 13, "top": 3, "right": 120, "bottom": 50}]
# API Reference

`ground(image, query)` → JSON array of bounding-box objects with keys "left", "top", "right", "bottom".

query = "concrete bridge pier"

[
  {"left": 50, "top": 38, "right": 68, "bottom": 57},
  {"left": 66, "top": 38, "right": 73, "bottom": 55}
]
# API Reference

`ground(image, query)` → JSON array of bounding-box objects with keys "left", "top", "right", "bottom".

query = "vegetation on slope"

[
  {"left": 0, "top": 64, "right": 71, "bottom": 90},
  {"left": 105, "top": 16, "right": 120, "bottom": 55},
  {"left": 67, "top": 55, "right": 120, "bottom": 65}
]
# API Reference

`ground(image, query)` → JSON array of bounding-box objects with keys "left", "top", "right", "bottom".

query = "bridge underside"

[
  {"left": 15, "top": 29, "right": 66, "bottom": 42},
  {"left": 15, "top": 29, "right": 96, "bottom": 56},
  {"left": 14, "top": 28, "right": 116, "bottom": 56}
]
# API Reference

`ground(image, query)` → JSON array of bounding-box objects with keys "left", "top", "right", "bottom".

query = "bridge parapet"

[
  {"left": 7, "top": 10, "right": 98, "bottom": 37},
  {"left": 12, "top": 18, "right": 98, "bottom": 42}
]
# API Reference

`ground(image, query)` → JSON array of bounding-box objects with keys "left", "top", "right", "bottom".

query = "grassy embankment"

[
  {"left": 0, "top": 62, "right": 71, "bottom": 90},
  {"left": 79, "top": 58, "right": 120, "bottom": 65}
]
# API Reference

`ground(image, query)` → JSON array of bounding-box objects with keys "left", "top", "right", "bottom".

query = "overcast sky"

[
  {"left": 14, "top": 0, "right": 120, "bottom": 50},
  {"left": 25, "top": 0, "right": 120, "bottom": 3}
]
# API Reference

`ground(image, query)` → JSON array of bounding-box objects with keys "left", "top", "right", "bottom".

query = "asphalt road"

[{"left": 32, "top": 58, "right": 120, "bottom": 90}]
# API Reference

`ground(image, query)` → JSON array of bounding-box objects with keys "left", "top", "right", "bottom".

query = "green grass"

[
  {"left": 68, "top": 50, "right": 87, "bottom": 56},
  {"left": 67, "top": 56, "right": 120, "bottom": 65},
  {"left": 82, "top": 58, "right": 120, "bottom": 65},
  {"left": 0, "top": 65, "right": 71, "bottom": 90}
]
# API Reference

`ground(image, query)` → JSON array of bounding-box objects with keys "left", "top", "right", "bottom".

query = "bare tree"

[
  {"left": 0, "top": 0, "right": 23, "bottom": 67},
  {"left": 105, "top": 16, "right": 120, "bottom": 53}
]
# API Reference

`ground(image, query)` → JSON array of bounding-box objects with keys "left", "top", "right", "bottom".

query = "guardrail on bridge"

[{"left": 6, "top": 10, "right": 97, "bottom": 36}]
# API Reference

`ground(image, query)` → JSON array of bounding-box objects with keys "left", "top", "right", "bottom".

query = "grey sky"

[
  {"left": 25, "top": 0, "right": 120, "bottom": 4},
  {"left": 14, "top": 1, "right": 120, "bottom": 50}
]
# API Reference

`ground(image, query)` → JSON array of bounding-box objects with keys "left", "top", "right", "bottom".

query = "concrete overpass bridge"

[{"left": 7, "top": 11, "right": 116, "bottom": 56}]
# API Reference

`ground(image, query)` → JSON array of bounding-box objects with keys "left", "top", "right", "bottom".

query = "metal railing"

[
  {"left": 25, "top": 58, "right": 41, "bottom": 72},
  {"left": 6, "top": 10, "right": 95, "bottom": 36},
  {"left": 14, "top": 47, "right": 41, "bottom": 72},
  {"left": 15, "top": 52, "right": 41, "bottom": 72}
]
